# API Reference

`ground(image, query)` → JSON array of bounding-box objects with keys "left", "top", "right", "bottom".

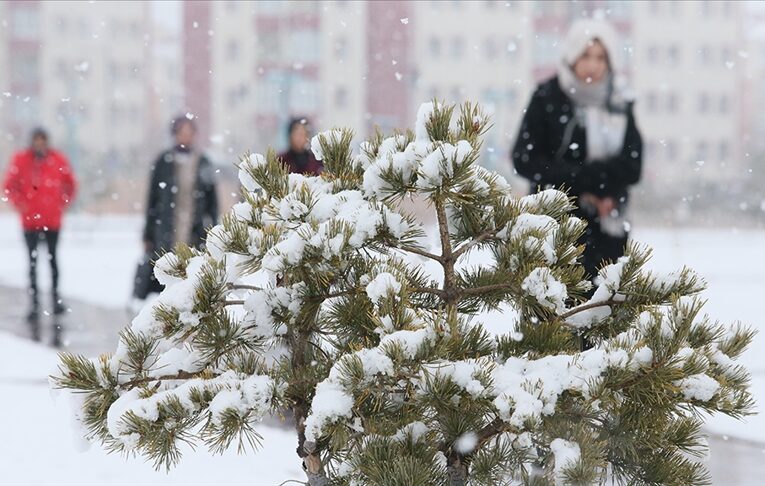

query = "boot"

[
  {"left": 53, "top": 293, "right": 67, "bottom": 315},
  {"left": 27, "top": 306, "right": 40, "bottom": 342},
  {"left": 52, "top": 321, "right": 63, "bottom": 348}
]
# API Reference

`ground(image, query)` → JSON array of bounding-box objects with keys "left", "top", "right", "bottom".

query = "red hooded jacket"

[{"left": 2, "top": 148, "right": 77, "bottom": 230}]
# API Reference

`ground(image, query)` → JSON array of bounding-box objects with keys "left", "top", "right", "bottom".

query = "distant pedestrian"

[
  {"left": 2, "top": 128, "right": 77, "bottom": 344},
  {"left": 279, "top": 117, "right": 323, "bottom": 176},
  {"left": 135, "top": 115, "right": 219, "bottom": 301},
  {"left": 512, "top": 18, "right": 642, "bottom": 280}
]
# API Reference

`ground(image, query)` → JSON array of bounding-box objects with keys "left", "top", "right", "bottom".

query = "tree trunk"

[{"left": 447, "top": 455, "right": 468, "bottom": 486}]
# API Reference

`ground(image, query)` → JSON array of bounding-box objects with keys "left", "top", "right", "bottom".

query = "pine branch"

[
  {"left": 120, "top": 370, "right": 217, "bottom": 391},
  {"left": 397, "top": 243, "right": 443, "bottom": 262},
  {"left": 559, "top": 298, "right": 620, "bottom": 320},
  {"left": 459, "top": 283, "right": 513, "bottom": 298},
  {"left": 452, "top": 229, "right": 496, "bottom": 260},
  {"left": 226, "top": 283, "right": 263, "bottom": 291}
]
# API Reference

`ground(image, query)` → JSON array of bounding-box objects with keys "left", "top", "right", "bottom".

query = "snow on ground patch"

[
  {"left": 0, "top": 214, "right": 764, "bottom": 443},
  {"left": 0, "top": 331, "right": 302, "bottom": 486}
]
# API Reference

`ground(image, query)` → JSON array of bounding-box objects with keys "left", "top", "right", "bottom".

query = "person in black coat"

[
  {"left": 143, "top": 116, "right": 218, "bottom": 253},
  {"left": 136, "top": 116, "right": 219, "bottom": 298},
  {"left": 512, "top": 19, "right": 642, "bottom": 280}
]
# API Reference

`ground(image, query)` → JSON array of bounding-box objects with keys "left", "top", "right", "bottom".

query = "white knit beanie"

[{"left": 560, "top": 18, "right": 621, "bottom": 72}]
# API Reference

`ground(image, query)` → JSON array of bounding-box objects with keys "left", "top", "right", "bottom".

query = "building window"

[
  {"left": 698, "top": 45, "right": 712, "bottom": 65},
  {"left": 647, "top": 46, "right": 659, "bottom": 64},
  {"left": 257, "top": 74, "right": 282, "bottom": 114},
  {"left": 666, "top": 140, "right": 677, "bottom": 160},
  {"left": 450, "top": 36, "right": 465, "bottom": 59},
  {"left": 129, "top": 63, "right": 141, "bottom": 79},
  {"left": 719, "top": 95, "right": 729, "bottom": 114},
  {"left": 226, "top": 40, "right": 240, "bottom": 62},
  {"left": 290, "top": 79, "right": 319, "bottom": 113},
  {"left": 291, "top": 30, "right": 320, "bottom": 63},
  {"left": 334, "top": 85, "right": 348, "bottom": 109},
  {"left": 78, "top": 18, "right": 90, "bottom": 38},
  {"left": 506, "top": 88, "right": 518, "bottom": 109},
  {"left": 721, "top": 46, "right": 733, "bottom": 63},
  {"left": 534, "top": 33, "right": 558, "bottom": 65},
  {"left": 12, "top": 7, "right": 39, "bottom": 39},
  {"left": 695, "top": 141, "right": 708, "bottom": 161},
  {"left": 56, "top": 60, "right": 68, "bottom": 77},
  {"left": 108, "top": 62, "right": 119, "bottom": 81},
  {"left": 13, "top": 97, "right": 39, "bottom": 123},
  {"left": 666, "top": 93, "right": 679, "bottom": 113},
  {"left": 645, "top": 141, "right": 657, "bottom": 160},
  {"left": 227, "top": 84, "right": 249, "bottom": 108},
  {"left": 698, "top": 92, "right": 710, "bottom": 113},
  {"left": 335, "top": 37, "right": 348, "bottom": 61},
  {"left": 718, "top": 141, "right": 729, "bottom": 161},
  {"left": 506, "top": 39, "right": 520, "bottom": 59},
  {"left": 610, "top": 2, "right": 632, "bottom": 19},
  {"left": 482, "top": 87, "right": 500, "bottom": 110},
  {"left": 429, "top": 37, "right": 441, "bottom": 58},
  {"left": 667, "top": 45, "right": 680, "bottom": 64},
  {"left": 484, "top": 37, "right": 499, "bottom": 60},
  {"left": 646, "top": 92, "right": 658, "bottom": 113},
  {"left": 258, "top": 32, "right": 281, "bottom": 62},
  {"left": 57, "top": 16, "right": 67, "bottom": 34},
  {"left": 11, "top": 53, "right": 38, "bottom": 85}
]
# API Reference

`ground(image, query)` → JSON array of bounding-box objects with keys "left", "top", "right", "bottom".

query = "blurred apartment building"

[
  {"left": 0, "top": 1, "right": 186, "bottom": 210},
  {"left": 0, "top": 1, "right": 756, "bottom": 219},
  {"left": 184, "top": 1, "right": 748, "bottom": 198}
]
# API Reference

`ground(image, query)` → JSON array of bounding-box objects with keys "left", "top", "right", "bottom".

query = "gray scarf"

[{"left": 557, "top": 65, "right": 628, "bottom": 161}]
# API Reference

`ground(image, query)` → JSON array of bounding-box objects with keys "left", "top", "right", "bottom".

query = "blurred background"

[
  {"left": 0, "top": 0, "right": 762, "bottom": 225},
  {"left": 0, "top": 1, "right": 764, "bottom": 485}
]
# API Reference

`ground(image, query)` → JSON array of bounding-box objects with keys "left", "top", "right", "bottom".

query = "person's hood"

[
  {"left": 558, "top": 18, "right": 634, "bottom": 109},
  {"left": 560, "top": 18, "right": 622, "bottom": 72}
]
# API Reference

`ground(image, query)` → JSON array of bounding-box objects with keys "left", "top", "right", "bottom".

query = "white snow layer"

[
  {"left": 365, "top": 272, "right": 402, "bottom": 303},
  {"left": 549, "top": 438, "right": 581, "bottom": 485},
  {"left": 521, "top": 267, "right": 568, "bottom": 313}
]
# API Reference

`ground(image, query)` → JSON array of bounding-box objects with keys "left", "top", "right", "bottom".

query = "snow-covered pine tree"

[{"left": 53, "top": 102, "right": 754, "bottom": 486}]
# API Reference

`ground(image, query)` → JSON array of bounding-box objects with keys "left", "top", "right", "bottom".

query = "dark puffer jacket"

[
  {"left": 512, "top": 76, "right": 642, "bottom": 202},
  {"left": 142, "top": 148, "right": 219, "bottom": 252},
  {"left": 512, "top": 76, "right": 643, "bottom": 278}
]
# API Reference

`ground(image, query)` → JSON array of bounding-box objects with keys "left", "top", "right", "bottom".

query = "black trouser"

[
  {"left": 24, "top": 229, "right": 60, "bottom": 307},
  {"left": 581, "top": 226, "right": 628, "bottom": 281}
]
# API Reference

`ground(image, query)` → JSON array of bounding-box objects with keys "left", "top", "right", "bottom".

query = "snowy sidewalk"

[
  {"left": 0, "top": 286, "right": 764, "bottom": 484},
  {"left": 0, "top": 285, "right": 127, "bottom": 355},
  {"left": 2, "top": 214, "right": 765, "bottom": 483}
]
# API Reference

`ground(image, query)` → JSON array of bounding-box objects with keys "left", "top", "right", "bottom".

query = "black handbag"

[{"left": 132, "top": 253, "right": 163, "bottom": 300}]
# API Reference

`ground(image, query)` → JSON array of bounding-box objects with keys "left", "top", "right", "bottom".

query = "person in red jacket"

[
  {"left": 278, "top": 117, "right": 323, "bottom": 176},
  {"left": 2, "top": 128, "right": 77, "bottom": 342}
]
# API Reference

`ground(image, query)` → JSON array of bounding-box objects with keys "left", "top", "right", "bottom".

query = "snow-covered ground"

[
  {"left": 0, "top": 214, "right": 142, "bottom": 309},
  {"left": 0, "top": 213, "right": 764, "bottom": 484},
  {"left": 0, "top": 336, "right": 302, "bottom": 486}
]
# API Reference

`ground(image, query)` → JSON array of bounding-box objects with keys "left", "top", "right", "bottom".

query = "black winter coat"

[
  {"left": 512, "top": 76, "right": 643, "bottom": 278},
  {"left": 512, "top": 76, "right": 642, "bottom": 202},
  {"left": 142, "top": 148, "right": 219, "bottom": 252}
]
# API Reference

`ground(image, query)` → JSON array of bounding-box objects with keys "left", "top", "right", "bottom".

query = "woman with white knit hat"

[{"left": 512, "top": 18, "right": 643, "bottom": 281}]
